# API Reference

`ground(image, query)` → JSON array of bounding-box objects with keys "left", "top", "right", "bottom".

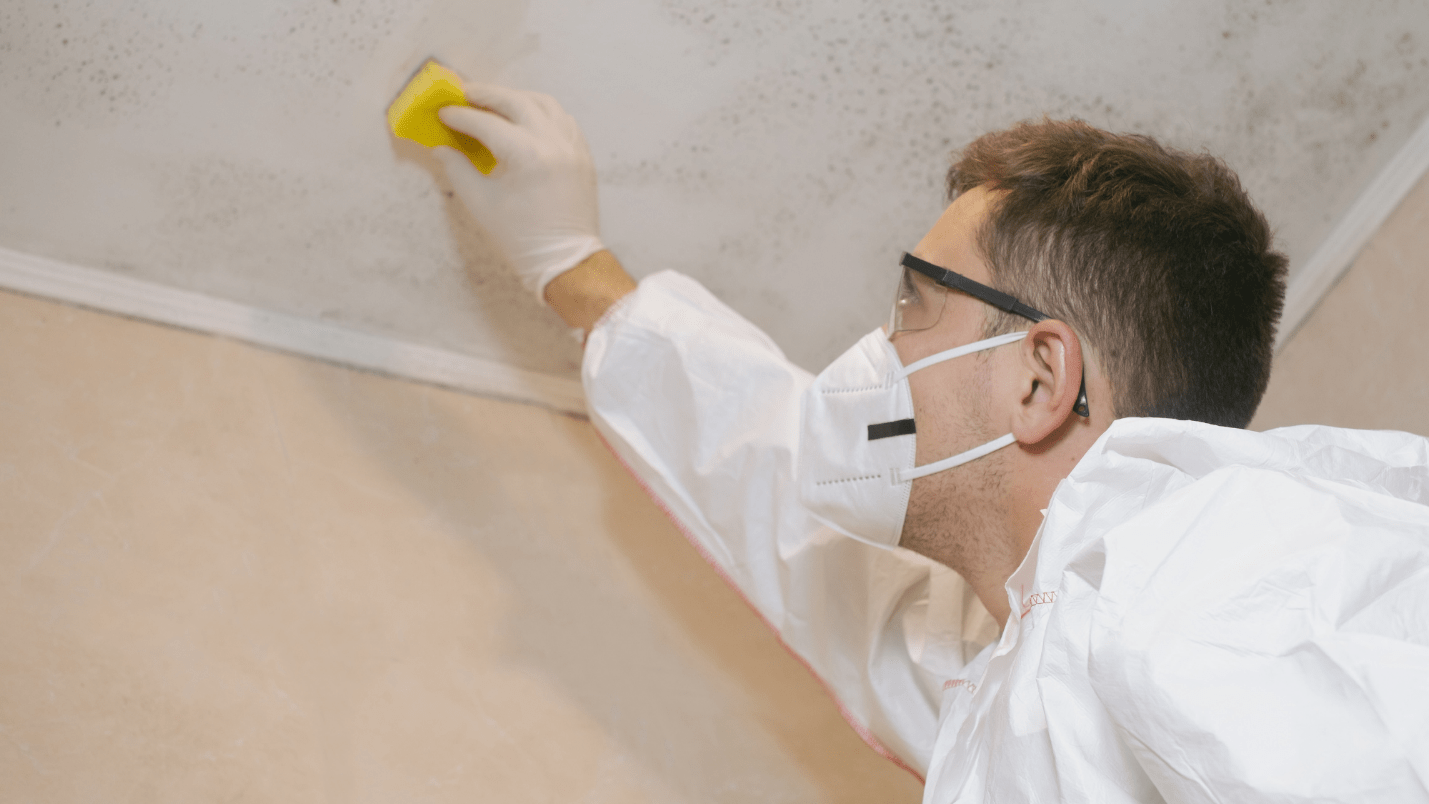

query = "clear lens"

[{"left": 889, "top": 265, "right": 947, "bottom": 334}]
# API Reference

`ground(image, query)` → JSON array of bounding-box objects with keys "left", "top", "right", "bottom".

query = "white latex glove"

[{"left": 434, "top": 84, "right": 604, "bottom": 303}]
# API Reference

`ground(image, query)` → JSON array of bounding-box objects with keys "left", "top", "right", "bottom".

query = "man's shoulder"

[
  {"left": 1074, "top": 416, "right": 1429, "bottom": 504},
  {"left": 1059, "top": 416, "right": 1429, "bottom": 698},
  {"left": 1052, "top": 417, "right": 1429, "bottom": 595},
  {"left": 1041, "top": 418, "right": 1427, "bottom": 585},
  {"left": 1069, "top": 419, "right": 1429, "bottom": 802}
]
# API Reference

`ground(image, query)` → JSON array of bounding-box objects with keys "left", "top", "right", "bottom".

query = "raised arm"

[
  {"left": 544, "top": 249, "right": 636, "bottom": 332},
  {"left": 426, "top": 80, "right": 996, "bottom": 776}
]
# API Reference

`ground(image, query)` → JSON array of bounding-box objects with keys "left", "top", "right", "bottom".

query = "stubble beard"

[{"left": 898, "top": 366, "right": 1015, "bottom": 587}]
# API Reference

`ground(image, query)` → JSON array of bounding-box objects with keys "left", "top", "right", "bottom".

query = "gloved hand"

[{"left": 434, "top": 84, "right": 605, "bottom": 303}]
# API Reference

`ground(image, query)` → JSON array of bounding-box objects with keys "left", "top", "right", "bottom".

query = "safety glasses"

[{"left": 889, "top": 253, "right": 1089, "bottom": 417}]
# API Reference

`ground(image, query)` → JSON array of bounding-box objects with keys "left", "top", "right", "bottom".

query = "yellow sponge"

[{"left": 387, "top": 59, "right": 498, "bottom": 175}]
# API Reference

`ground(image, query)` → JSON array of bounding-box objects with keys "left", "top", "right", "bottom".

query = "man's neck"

[
  {"left": 984, "top": 422, "right": 1109, "bottom": 628},
  {"left": 900, "top": 456, "right": 1026, "bottom": 628},
  {"left": 950, "top": 495, "right": 1042, "bottom": 630},
  {"left": 911, "top": 433, "right": 1100, "bottom": 630}
]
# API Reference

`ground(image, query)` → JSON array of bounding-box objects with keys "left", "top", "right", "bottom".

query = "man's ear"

[{"left": 1010, "top": 320, "right": 1083, "bottom": 445}]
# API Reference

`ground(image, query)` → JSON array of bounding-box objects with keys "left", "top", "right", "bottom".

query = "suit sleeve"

[{"left": 581, "top": 271, "right": 996, "bottom": 776}]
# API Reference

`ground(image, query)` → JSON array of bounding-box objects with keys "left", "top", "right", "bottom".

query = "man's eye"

[{"left": 901, "top": 277, "right": 921, "bottom": 304}]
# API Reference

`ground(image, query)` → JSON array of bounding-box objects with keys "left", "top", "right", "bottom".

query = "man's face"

[{"left": 890, "top": 186, "right": 1017, "bottom": 571}]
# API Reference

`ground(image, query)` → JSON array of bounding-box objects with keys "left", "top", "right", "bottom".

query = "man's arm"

[
  {"left": 543, "top": 249, "right": 636, "bottom": 332},
  {"left": 429, "top": 80, "right": 992, "bottom": 775}
]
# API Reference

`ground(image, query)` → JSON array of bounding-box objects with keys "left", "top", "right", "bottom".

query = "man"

[{"left": 428, "top": 83, "right": 1429, "bottom": 802}]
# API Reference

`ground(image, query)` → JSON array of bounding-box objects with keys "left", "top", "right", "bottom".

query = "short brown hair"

[{"left": 948, "top": 119, "right": 1287, "bottom": 428}]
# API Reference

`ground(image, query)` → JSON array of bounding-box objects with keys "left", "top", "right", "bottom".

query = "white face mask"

[{"left": 797, "top": 327, "right": 1028, "bottom": 549}]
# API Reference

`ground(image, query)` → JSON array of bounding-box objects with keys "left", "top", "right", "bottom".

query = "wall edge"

[
  {"left": 1277, "top": 112, "right": 1429, "bottom": 351},
  {"left": 0, "top": 246, "right": 587, "bottom": 417}
]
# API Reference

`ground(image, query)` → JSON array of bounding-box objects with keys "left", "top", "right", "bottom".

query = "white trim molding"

[
  {"left": 0, "top": 246, "right": 587, "bottom": 417},
  {"left": 1278, "top": 112, "right": 1429, "bottom": 351}
]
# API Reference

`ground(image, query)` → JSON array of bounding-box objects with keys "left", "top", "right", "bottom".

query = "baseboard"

[
  {"left": 0, "top": 246, "right": 587, "bottom": 417},
  {"left": 1277, "top": 112, "right": 1429, "bottom": 351}
]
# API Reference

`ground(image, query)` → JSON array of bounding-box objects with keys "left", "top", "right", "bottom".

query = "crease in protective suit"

[{"left": 583, "top": 271, "right": 1429, "bottom": 803}]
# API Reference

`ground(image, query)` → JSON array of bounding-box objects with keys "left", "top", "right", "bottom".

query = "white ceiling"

[{"left": 2, "top": 0, "right": 1427, "bottom": 380}]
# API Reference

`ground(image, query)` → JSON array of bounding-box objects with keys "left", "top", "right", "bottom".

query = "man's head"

[
  {"left": 889, "top": 120, "right": 1286, "bottom": 623},
  {"left": 948, "top": 119, "right": 1288, "bottom": 428}
]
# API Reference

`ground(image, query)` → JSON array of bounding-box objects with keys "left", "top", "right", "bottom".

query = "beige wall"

[
  {"left": 1253, "top": 170, "right": 1429, "bottom": 435},
  {"left": 0, "top": 290, "right": 921, "bottom": 803},
  {"left": 5, "top": 0, "right": 1429, "bottom": 383}
]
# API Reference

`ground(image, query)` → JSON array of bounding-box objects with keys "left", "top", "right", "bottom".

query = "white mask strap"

[
  {"left": 892, "top": 433, "right": 1017, "bottom": 483},
  {"left": 892, "top": 331, "right": 1028, "bottom": 382}
]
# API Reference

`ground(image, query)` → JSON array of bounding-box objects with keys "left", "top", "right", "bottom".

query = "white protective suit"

[{"left": 583, "top": 270, "right": 1429, "bottom": 803}]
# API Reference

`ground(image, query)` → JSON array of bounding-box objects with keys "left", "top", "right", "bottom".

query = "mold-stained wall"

[{"left": 2, "top": 0, "right": 1428, "bottom": 380}]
